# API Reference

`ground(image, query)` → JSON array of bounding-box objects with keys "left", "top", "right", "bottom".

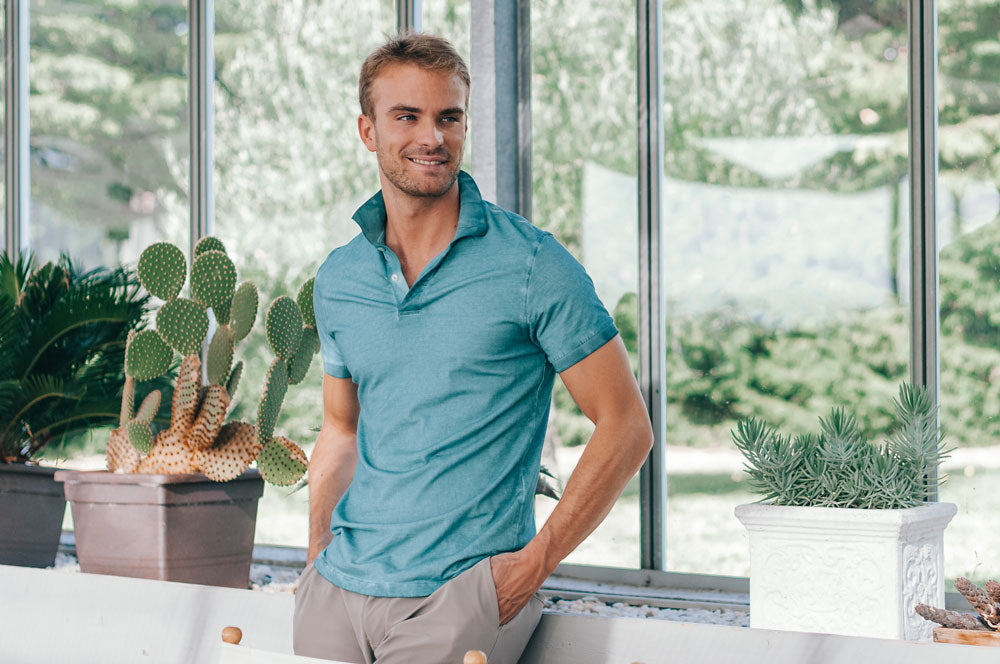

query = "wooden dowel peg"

[
  {"left": 463, "top": 650, "right": 487, "bottom": 664},
  {"left": 221, "top": 625, "right": 243, "bottom": 645}
]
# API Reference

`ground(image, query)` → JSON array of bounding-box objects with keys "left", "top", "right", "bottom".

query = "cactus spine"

[{"left": 106, "top": 237, "right": 317, "bottom": 486}]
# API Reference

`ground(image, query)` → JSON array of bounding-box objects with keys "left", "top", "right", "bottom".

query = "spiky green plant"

[
  {"left": 731, "top": 383, "right": 950, "bottom": 509},
  {"left": 109, "top": 237, "right": 316, "bottom": 486},
  {"left": 0, "top": 252, "right": 167, "bottom": 462}
]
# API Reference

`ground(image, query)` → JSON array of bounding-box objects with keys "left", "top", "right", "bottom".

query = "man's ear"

[{"left": 358, "top": 114, "right": 377, "bottom": 153}]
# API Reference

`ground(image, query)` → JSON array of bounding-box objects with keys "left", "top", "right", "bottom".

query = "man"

[{"left": 294, "top": 33, "right": 653, "bottom": 664}]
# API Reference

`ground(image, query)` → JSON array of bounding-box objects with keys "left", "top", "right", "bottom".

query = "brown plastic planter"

[
  {"left": 54, "top": 470, "right": 264, "bottom": 588},
  {"left": 0, "top": 463, "right": 66, "bottom": 567}
]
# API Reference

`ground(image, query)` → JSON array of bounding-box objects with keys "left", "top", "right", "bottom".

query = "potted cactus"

[
  {"left": 55, "top": 237, "right": 319, "bottom": 588},
  {"left": 732, "top": 384, "right": 956, "bottom": 641}
]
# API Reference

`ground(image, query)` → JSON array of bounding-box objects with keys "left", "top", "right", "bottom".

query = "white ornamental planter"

[{"left": 734, "top": 501, "right": 956, "bottom": 641}]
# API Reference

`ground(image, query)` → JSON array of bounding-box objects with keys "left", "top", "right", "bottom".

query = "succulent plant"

[
  {"left": 106, "top": 237, "right": 319, "bottom": 486},
  {"left": 731, "top": 383, "right": 949, "bottom": 509}
]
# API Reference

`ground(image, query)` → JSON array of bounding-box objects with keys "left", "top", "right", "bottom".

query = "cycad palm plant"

[{"left": 0, "top": 251, "right": 156, "bottom": 462}]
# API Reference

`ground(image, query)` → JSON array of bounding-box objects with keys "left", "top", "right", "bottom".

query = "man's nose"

[{"left": 416, "top": 119, "right": 444, "bottom": 147}]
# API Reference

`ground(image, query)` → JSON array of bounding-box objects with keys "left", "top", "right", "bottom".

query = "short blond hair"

[{"left": 359, "top": 32, "right": 471, "bottom": 119}]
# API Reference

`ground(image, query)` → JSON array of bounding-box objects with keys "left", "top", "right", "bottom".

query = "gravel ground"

[{"left": 50, "top": 553, "right": 749, "bottom": 627}]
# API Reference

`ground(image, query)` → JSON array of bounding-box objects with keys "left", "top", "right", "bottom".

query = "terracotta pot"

[
  {"left": 0, "top": 463, "right": 66, "bottom": 567},
  {"left": 54, "top": 470, "right": 264, "bottom": 588}
]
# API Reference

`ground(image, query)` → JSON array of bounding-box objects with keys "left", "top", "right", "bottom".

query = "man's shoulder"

[
  {"left": 480, "top": 200, "right": 553, "bottom": 249},
  {"left": 315, "top": 233, "right": 369, "bottom": 284}
]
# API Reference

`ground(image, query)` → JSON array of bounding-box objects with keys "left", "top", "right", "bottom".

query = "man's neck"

[{"left": 381, "top": 177, "right": 461, "bottom": 257}]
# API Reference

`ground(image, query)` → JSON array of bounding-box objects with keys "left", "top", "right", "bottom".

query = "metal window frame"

[
  {"left": 908, "top": 0, "right": 940, "bottom": 500},
  {"left": 4, "top": 0, "right": 27, "bottom": 258},
  {"left": 636, "top": 0, "right": 666, "bottom": 571},
  {"left": 397, "top": 0, "right": 421, "bottom": 33},
  {"left": 189, "top": 0, "right": 214, "bottom": 257}
]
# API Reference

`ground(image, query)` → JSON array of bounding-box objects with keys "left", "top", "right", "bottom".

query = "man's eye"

[
  {"left": 398, "top": 114, "right": 416, "bottom": 121},
  {"left": 441, "top": 116, "right": 458, "bottom": 123}
]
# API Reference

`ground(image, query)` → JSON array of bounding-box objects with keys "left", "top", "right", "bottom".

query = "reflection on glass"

[
  {"left": 29, "top": 1, "right": 189, "bottom": 268},
  {"left": 531, "top": 0, "right": 639, "bottom": 568},
  {"left": 937, "top": 0, "right": 1000, "bottom": 586},
  {"left": 214, "top": 0, "right": 394, "bottom": 546},
  {"left": 661, "top": 1, "right": 910, "bottom": 576}
]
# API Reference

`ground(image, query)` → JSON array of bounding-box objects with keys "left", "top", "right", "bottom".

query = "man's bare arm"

[
  {"left": 490, "top": 335, "right": 653, "bottom": 623},
  {"left": 307, "top": 374, "right": 361, "bottom": 564}
]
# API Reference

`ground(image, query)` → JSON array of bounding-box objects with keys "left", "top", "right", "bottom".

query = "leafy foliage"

[
  {"left": 0, "top": 252, "right": 164, "bottom": 461},
  {"left": 732, "top": 384, "right": 948, "bottom": 508}
]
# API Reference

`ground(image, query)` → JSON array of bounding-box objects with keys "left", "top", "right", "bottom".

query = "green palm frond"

[
  {"left": 0, "top": 253, "right": 152, "bottom": 461},
  {"left": 0, "top": 251, "right": 34, "bottom": 303}
]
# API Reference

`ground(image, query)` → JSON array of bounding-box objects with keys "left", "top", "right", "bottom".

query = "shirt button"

[{"left": 391, "top": 274, "right": 400, "bottom": 283}]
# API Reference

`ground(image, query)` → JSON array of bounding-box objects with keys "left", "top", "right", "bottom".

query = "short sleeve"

[
  {"left": 313, "top": 259, "right": 352, "bottom": 379},
  {"left": 525, "top": 234, "right": 619, "bottom": 372}
]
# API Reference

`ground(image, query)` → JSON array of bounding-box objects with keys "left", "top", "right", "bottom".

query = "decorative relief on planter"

[
  {"left": 902, "top": 537, "right": 943, "bottom": 641},
  {"left": 756, "top": 541, "right": 883, "bottom": 635},
  {"left": 736, "top": 502, "right": 956, "bottom": 641}
]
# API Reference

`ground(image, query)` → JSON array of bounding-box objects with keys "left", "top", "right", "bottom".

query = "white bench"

[{"left": 2, "top": 564, "right": 997, "bottom": 664}]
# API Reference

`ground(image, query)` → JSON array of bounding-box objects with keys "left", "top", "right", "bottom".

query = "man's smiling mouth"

[{"left": 408, "top": 157, "right": 447, "bottom": 166}]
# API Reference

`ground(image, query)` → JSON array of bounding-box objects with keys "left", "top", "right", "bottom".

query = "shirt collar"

[{"left": 351, "top": 171, "right": 488, "bottom": 247}]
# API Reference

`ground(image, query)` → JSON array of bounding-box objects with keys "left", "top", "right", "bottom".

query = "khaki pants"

[{"left": 293, "top": 558, "right": 543, "bottom": 664}]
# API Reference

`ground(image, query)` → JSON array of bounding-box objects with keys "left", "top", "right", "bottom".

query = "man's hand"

[{"left": 489, "top": 549, "right": 548, "bottom": 625}]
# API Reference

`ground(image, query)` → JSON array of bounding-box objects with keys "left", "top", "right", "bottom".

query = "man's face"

[{"left": 359, "top": 64, "right": 468, "bottom": 200}]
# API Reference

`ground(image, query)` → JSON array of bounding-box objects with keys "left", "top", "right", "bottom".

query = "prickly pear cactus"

[
  {"left": 191, "top": 250, "right": 237, "bottom": 310},
  {"left": 257, "top": 437, "right": 308, "bottom": 486},
  {"left": 137, "top": 242, "right": 187, "bottom": 301},
  {"left": 265, "top": 296, "right": 303, "bottom": 360},
  {"left": 107, "top": 237, "right": 318, "bottom": 487}
]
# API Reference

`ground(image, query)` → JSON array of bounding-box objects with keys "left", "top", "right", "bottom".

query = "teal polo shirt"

[{"left": 312, "top": 171, "right": 618, "bottom": 597}]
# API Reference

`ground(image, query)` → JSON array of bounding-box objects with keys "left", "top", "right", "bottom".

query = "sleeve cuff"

[
  {"left": 550, "top": 322, "right": 620, "bottom": 373},
  {"left": 324, "top": 363, "right": 352, "bottom": 379}
]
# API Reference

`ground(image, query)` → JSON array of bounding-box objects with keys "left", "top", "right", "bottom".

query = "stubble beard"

[{"left": 376, "top": 146, "right": 462, "bottom": 199}]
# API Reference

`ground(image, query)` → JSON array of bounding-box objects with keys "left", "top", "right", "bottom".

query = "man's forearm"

[
  {"left": 307, "top": 429, "right": 358, "bottom": 564},
  {"left": 526, "top": 410, "right": 652, "bottom": 577}
]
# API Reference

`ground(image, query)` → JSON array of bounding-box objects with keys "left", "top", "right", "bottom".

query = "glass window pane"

[
  {"left": 661, "top": 1, "right": 910, "bottom": 576},
  {"left": 29, "top": 1, "right": 189, "bottom": 268},
  {"left": 937, "top": 0, "right": 1000, "bottom": 586},
  {"left": 213, "top": 0, "right": 394, "bottom": 546},
  {"left": 422, "top": 1, "right": 472, "bottom": 168},
  {"left": 531, "top": 0, "right": 640, "bottom": 568}
]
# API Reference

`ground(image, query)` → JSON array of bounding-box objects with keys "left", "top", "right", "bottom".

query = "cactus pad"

[
  {"left": 195, "top": 421, "right": 261, "bottom": 481},
  {"left": 157, "top": 297, "right": 209, "bottom": 355},
  {"left": 229, "top": 282, "right": 258, "bottom": 342},
  {"left": 256, "top": 437, "right": 308, "bottom": 486},
  {"left": 134, "top": 390, "right": 162, "bottom": 424},
  {"left": 265, "top": 296, "right": 303, "bottom": 360},
  {"left": 138, "top": 430, "right": 196, "bottom": 474},
  {"left": 106, "top": 427, "right": 140, "bottom": 472},
  {"left": 125, "top": 330, "right": 173, "bottom": 381},
  {"left": 214, "top": 295, "right": 233, "bottom": 329},
  {"left": 191, "top": 250, "right": 238, "bottom": 310},
  {"left": 207, "top": 325, "right": 235, "bottom": 386},
  {"left": 297, "top": 278, "right": 316, "bottom": 328},
  {"left": 226, "top": 360, "right": 244, "bottom": 398},
  {"left": 257, "top": 358, "right": 289, "bottom": 444},
  {"left": 127, "top": 420, "right": 153, "bottom": 454},
  {"left": 187, "top": 384, "right": 230, "bottom": 451},
  {"left": 288, "top": 327, "right": 320, "bottom": 385},
  {"left": 194, "top": 236, "right": 227, "bottom": 257},
  {"left": 170, "top": 354, "right": 203, "bottom": 434},
  {"left": 137, "top": 242, "right": 187, "bottom": 301}
]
